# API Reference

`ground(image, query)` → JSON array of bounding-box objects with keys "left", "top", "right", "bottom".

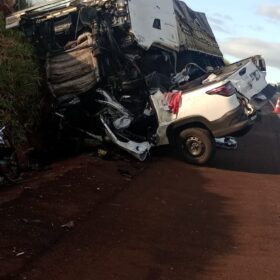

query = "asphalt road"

[
  {"left": 7, "top": 98, "right": 278, "bottom": 280},
  {"left": 1, "top": 95, "right": 280, "bottom": 280}
]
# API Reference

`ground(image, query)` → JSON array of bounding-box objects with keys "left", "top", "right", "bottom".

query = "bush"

[{"left": 0, "top": 15, "right": 42, "bottom": 150}]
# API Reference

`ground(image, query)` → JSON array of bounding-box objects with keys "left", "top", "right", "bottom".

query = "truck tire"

[{"left": 178, "top": 128, "right": 215, "bottom": 165}]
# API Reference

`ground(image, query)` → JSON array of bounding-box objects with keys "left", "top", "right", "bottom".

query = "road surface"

[{"left": 1, "top": 98, "right": 280, "bottom": 280}]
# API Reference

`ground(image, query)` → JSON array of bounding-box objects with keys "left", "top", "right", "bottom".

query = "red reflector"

[{"left": 206, "top": 82, "right": 236, "bottom": 97}]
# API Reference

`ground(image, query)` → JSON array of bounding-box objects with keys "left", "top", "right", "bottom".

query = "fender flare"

[{"left": 166, "top": 116, "right": 213, "bottom": 145}]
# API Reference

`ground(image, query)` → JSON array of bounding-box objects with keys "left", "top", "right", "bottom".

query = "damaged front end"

[
  {"left": 6, "top": 0, "right": 225, "bottom": 160},
  {"left": 96, "top": 89, "right": 151, "bottom": 161}
]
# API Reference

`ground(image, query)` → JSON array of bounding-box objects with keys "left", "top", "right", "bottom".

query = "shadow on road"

[
  {"left": 0, "top": 155, "right": 143, "bottom": 279},
  {"left": 19, "top": 158, "right": 236, "bottom": 280},
  {"left": 210, "top": 113, "right": 280, "bottom": 175},
  {"left": 152, "top": 110, "right": 280, "bottom": 175}
]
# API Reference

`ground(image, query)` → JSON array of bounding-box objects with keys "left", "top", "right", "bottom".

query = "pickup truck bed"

[{"left": 180, "top": 56, "right": 267, "bottom": 101}]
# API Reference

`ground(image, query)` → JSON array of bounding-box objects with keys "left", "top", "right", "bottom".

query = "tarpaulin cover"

[{"left": 174, "top": 0, "right": 223, "bottom": 58}]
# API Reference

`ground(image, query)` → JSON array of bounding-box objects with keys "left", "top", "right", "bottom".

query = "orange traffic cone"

[{"left": 273, "top": 97, "right": 280, "bottom": 114}]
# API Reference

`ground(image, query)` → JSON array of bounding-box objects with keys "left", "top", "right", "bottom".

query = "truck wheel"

[{"left": 178, "top": 128, "right": 215, "bottom": 165}]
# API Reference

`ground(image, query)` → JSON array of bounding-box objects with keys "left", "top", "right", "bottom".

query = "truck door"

[{"left": 127, "top": 0, "right": 179, "bottom": 51}]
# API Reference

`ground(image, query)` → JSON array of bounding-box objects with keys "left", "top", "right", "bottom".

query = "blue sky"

[{"left": 185, "top": 0, "right": 280, "bottom": 84}]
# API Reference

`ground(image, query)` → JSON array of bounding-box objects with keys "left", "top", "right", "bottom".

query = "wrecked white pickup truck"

[{"left": 6, "top": 0, "right": 268, "bottom": 164}]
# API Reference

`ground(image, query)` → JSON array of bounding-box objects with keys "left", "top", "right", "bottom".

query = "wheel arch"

[{"left": 166, "top": 116, "right": 214, "bottom": 145}]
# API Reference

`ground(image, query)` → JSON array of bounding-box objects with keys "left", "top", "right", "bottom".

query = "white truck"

[{"left": 5, "top": 0, "right": 268, "bottom": 164}]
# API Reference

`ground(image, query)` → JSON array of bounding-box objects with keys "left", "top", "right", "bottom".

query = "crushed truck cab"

[{"left": 5, "top": 0, "right": 268, "bottom": 164}]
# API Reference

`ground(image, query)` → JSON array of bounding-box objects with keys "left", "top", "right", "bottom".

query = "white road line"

[{"left": 269, "top": 100, "right": 280, "bottom": 119}]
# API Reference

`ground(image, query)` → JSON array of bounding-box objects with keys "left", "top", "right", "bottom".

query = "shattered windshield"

[{"left": 12, "top": 0, "right": 60, "bottom": 12}]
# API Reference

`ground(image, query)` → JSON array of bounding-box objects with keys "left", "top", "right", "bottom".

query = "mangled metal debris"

[
  {"left": 215, "top": 137, "right": 238, "bottom": 151},
  {"left": 5, "top": 0, "right": 268, "bottom": 165},
  {"left": 46, "top": 32, "right": 100, "bottom": 96},
  {"left": 100, "top": 115, "right": 151, "bottom": 161}
]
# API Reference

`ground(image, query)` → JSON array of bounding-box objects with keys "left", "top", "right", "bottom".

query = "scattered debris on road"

[
  {"left": 215, "top": 137, "right": 238, "bottom": 151},
  {"left": 0, "top": 155, "right": 143, "bottom": 278},
  {"left": 61, "top": 221, "right": 75, "bottom": 230},
  {"left": 15, "top": 252, "right": 25, "bottom": 257}
]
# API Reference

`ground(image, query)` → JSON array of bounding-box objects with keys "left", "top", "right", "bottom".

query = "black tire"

[{"left": 177, "top": 128, "right": 215, "bottom": 165}]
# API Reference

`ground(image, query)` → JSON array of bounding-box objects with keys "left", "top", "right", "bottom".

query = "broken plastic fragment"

[
  {"left": 100, "top": 116, "right": 151, "bottom": 161},
  {"left": 215, "top": 137, "right": 238, "bottom": 150},
  {"left": 254, "top": 93, "right": 267, "bottom": 101},
  {"left": 61, "top": 221, "right": 75, "bottom": 229},
  {"left": 203, "top": 73, "right": 218, "bottom": 84},
  {"left": 96, "top": 89, "right": 131, "bottom": 117},
  {"left": 98, "top": 149, "right": 108, "bottom": 158},
  {"left": 113, "top": 116, "right": 132, "bottom": 130},
  {"left": 16, "top": 252, "right": 25, "bottom": 257}
]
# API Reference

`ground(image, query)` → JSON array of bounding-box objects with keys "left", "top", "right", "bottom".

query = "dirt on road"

[
  {"left": 0, "top": 103, "right": 280, "bottom": 280},
  {"left": 0, "top": 154, "right": 145, "bottom": 279}
]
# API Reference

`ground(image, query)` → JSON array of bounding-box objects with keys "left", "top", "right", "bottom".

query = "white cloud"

[
  {"left": 213, "top": 13, "right": 233, "bottom": 21},
  {"left": 257, "top": 4, "right": 280, "bottom": 21},
  {"left": 207, "top": 14, "right": 232, "bottom": 34},
  {"left": 208, "top": 16, "right": 225, "bottom": 26},
  {"left": 208, "top": 22, "right": 229, "bottom": 34},
  {"left": 248, "top": 25, "right": 263, "bottom": 32},
  {"left": 221, "top": 37, "right": 280, "bottom": 70}
]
